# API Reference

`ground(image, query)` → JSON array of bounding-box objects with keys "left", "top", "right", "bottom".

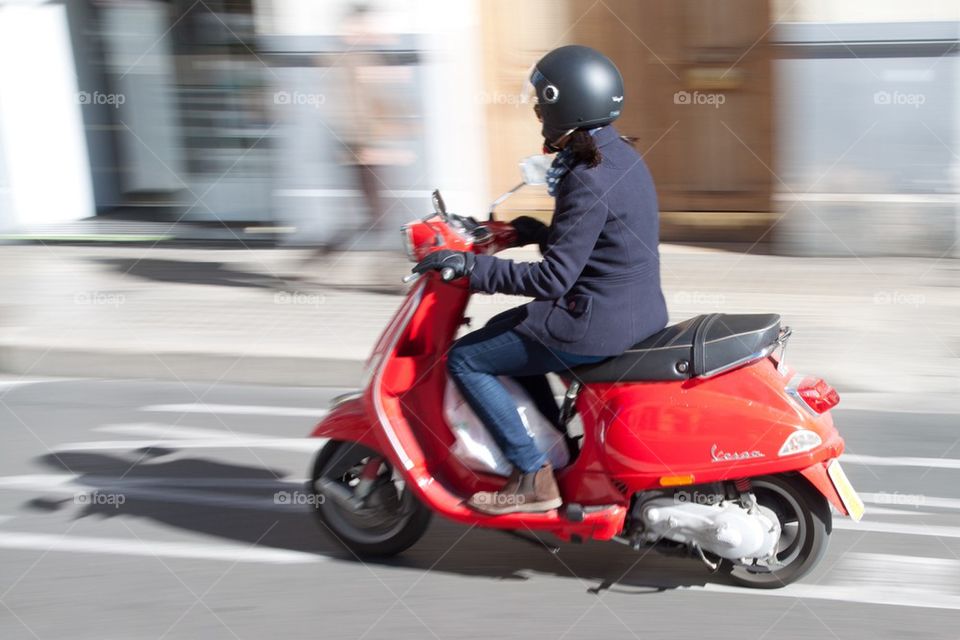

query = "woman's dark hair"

[
  {"left": 568, "top": 129, "right": 638, "bottom": 168},
  {"left": 567, "top": 130, "right": 601, "bottom": 168}
]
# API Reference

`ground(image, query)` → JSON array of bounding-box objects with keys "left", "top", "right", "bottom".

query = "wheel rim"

[
  {"left": 732, "top": 478, "right": 808, "bottom": 577},
  {"left": 315, "top": 447, "right": 415, "bottom": 545}
]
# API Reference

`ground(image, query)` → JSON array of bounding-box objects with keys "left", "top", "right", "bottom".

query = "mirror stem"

[{"left": 487, "top": 182, "right": 526, "bottom": 221}]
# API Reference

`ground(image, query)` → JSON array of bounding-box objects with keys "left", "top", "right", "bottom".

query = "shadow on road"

[
  {"left": 32, "top": 450, "right": 725, "bottom": 593},
  {"left": 93, "top": 257, "right": 288, "bottom": 289},
  {"left": 92, "top": 256, "right": 407, "bottom": 296}
]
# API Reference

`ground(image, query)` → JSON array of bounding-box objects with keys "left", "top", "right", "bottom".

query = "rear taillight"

[{"left": 788, "top": 375, "right": 840, "bottom": 414}]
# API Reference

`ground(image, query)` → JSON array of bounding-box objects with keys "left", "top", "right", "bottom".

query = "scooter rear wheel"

[
  {"left": 310, "top": 440, "right": 432, "bottom": 558},
  {"left": 725, "top": 473, "right": 831, "bottom": 588}
]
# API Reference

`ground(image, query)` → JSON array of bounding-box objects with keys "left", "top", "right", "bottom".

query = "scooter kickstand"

[{"left": 498, "top": 529, "right": 560, "bottom": 554}]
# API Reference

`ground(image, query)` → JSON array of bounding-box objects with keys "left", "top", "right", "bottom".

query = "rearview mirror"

[{"left": 487, "top": 154, "right": 555, "bottom": 221}]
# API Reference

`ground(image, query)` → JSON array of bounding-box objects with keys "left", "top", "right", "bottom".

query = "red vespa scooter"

[{"left": 307, "top": 187, "right": 864, "bottom": 588}]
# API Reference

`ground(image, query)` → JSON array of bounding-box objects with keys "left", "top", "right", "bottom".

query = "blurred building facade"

[
  {"left": 0, "top": 0, "right": 488, "bottom": 250},
  {"left": 480, "top": 0, "right": 777, "bottom": 242},
  {"left": 772, "top": 1, "right": 959, "bottom": 256},
  {"left": 0, "top": 0, "right": 956, "bottom": 256}
]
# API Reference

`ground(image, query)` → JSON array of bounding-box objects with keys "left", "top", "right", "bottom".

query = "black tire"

[
  {"left": 725, "top": 474, "right": 831, "bottom": 588},
  {"left": 309, "top": 440, "right": 432, "bottom": 558}
]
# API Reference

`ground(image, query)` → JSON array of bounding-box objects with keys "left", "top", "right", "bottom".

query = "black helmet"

[{"left": 525, "top": 45, "right": 624, "bottom": 144}]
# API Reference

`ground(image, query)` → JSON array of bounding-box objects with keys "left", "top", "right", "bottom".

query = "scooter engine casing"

[{"left": 638, "top": 496, "right": 781, "bottom": 561}]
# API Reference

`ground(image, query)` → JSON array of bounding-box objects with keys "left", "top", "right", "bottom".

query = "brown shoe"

[{"left": 466, "top": 463, "right": 562, "bottom": 515}]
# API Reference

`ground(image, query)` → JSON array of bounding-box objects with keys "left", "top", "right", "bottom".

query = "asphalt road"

[{"left": 1, "top": 378, "right": 959, "bottom": 640}]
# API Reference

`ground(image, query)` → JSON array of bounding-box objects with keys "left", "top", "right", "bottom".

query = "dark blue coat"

[{"left": 469, "top": 125, "right": 668, "bottom": 357}]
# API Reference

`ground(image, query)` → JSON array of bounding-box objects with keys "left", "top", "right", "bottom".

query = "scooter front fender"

[{"left": 310, "top": 396, "right": 381, "bottom": 452}]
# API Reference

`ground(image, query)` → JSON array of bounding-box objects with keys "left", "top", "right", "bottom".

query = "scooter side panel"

[{"left": 579, "top": 358, "right": 845, "bottom": 493}]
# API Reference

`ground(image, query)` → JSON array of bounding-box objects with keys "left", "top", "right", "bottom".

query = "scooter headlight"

[{"left": 778, "top": 430, "right": 822, "bottom": 457}]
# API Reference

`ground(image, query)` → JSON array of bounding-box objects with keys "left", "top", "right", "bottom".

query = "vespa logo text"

[{"left": 710, "top": 444, "right": 765, "bottom": 463}]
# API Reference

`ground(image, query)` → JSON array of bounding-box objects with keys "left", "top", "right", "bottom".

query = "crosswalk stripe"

[
  {"left": 0, "top": 474, "right": 307, "bottom": 491},
  {"left": 860, "top": 492, "right": 960, "bottom": 511},
  {"left": 842, "top": 453, "right": 960, "bottom": 470},
  {"left": 858, "top": 506, "right": 930, "bottom": 516},
  {"left": 97, "top": 423, "right": 280, "bottom": 440},
  {"left": 831, "top": 552, "right": 960, "bottom": 593},
  {"left": 701, "top": 582, "right": 960, "bottom": 611},
  {"left": 142, "top": 403, "right": 328, "bottom": 418},
  {"left": 701, "top": 551, "right": 960, "bottom": 610},
  {"left": 835, "top": 518, "right": 960, "bottom": 539},
  {"left": 0, "top": 379, "right": 48, "bottom": 391},
  {"left": 0, "top": 531, "right": 323, "bottom": 564},
  {"left": 54, "top": 437, "right": 324, "bottom": 453},
  {"left": 0, "top": 475, "right": 317, "bottom": 513},
  {"left": 0, "top": 475, "right": 320, "bottom": 513}
]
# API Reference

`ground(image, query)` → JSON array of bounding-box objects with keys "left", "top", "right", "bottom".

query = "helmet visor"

[{"left": 519, "top": 66, "right": 544, "bottom": 105}]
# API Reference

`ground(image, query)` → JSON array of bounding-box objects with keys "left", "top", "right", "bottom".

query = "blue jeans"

[{"left": 446, "top": 315, "right": 605, "bottom": 473}]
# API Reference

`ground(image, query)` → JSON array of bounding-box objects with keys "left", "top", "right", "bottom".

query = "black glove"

[
  {"left": 510, "top": 215, "right": 550, "bottom": 252},
  {"left": 411, "top": 250, "right": 475, "bottom": 281}
]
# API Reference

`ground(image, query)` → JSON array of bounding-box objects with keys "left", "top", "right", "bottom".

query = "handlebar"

[{"left": 400, "top": 266, "right": 458, "bottom": 284}]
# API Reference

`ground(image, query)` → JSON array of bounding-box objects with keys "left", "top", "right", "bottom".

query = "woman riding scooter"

[{"left": 412, "top": 45, "right": 668, "bottom": 514}]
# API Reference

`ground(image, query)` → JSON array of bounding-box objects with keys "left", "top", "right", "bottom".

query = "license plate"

[{"left": 827, "top": 459, "right": 865, "bottom": 522}]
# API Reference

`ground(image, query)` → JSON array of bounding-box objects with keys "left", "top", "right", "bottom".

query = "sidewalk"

[{"left": 0, "top": 244, "right": 957, "bottom": 392}]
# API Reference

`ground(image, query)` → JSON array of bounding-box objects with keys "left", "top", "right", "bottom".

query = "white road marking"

[
  {"left": 0, "top": 379, "right": 50, "bottom": 390},
  {"left": 834, "top": 518, "right": 960, "bottom": 539},
  {"left": 0, "top": 474, "right": 307, "bottom": 490},
  {"left": 0, "top": 475, "right": 316, "bottom": 512},
  {"left": 830, "top": 552, "right": 960, "bottom": 593},
  {"left": 54, "top": 437, "right": 324, "bottom": 453},
  {"left": 856, "top": 506, "right": 930, "bottom": 517},
  {"left": 861, "top": 492, "right": 960, "bottom": 511},
  {"left": 842, "top": 453, "right": 960, "bottom": 470},
  {"left": 64, "top": 421, "right": 328, "bottom": 452},
  {"left": 702, "top": 582, "right": 960, "bottom": 611},
  {"left": 97, "top": 423, "right": 280, "bottom": 440},
  {"left": 142, "top": 403, "right": 328, "bottom": 418},
  {"left": 0, "top": 531, "right": 323, "bottom": 564},
  {"left": 701, "top": 552, "right": 960, "bottom": 610},
  {"left": 838, "top": 393, "right": 960, "bottom": 415}
]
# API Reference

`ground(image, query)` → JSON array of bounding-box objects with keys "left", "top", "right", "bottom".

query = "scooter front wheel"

[
  {"left": 725, "top": 473, "right": 831, "bottom": 588},
  {"left": 310, "top": 440, "right": 432, "bottom": 558}
]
